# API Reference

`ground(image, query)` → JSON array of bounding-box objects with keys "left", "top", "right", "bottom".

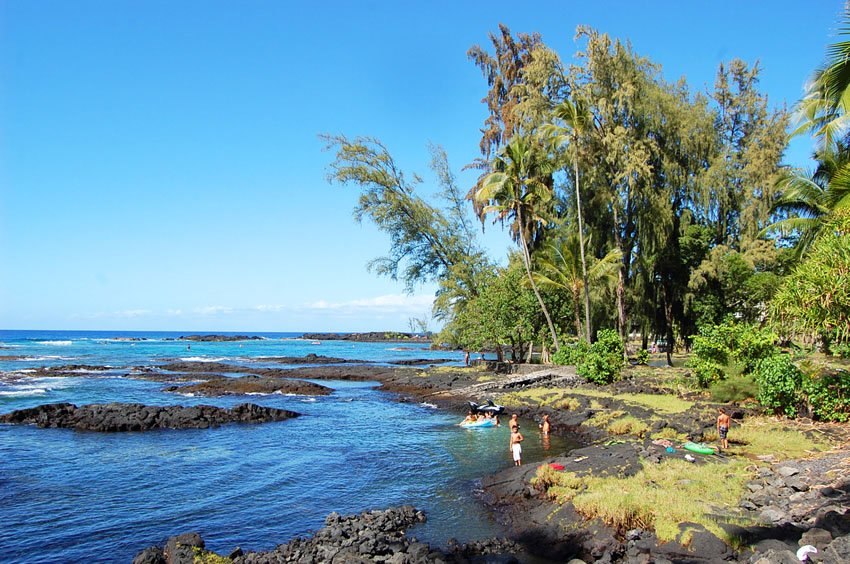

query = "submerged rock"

[{"left": 0, "top": 402, "right": 300, "bottom": 432}]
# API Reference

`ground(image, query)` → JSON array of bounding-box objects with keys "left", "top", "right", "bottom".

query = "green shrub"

[
  {"left": 833, "top": 342, "right": 850, "bottom": 359},
  {"left": 735, "top": 325, "right": 779, "bottom": 373},
  {"left": 577, "top": 329, "right": 624, "bottom": 385},
  {"left": 709, "top": 374, "right": 759, "bottom": 403},
  {"left": 688, "top": 321, "right": 778, "bottom": 387},
  {"left": 801, "top": 369, "right": 850, "bottom": 422},
  {"left": 635, "top": 349, "right": 650, "bottom": 365},
  {"left": 754, "top": 354, "right": 802, "bottom": 417},
  {"left": 553, "top": 339, "right": 590, "bottom": 366}
]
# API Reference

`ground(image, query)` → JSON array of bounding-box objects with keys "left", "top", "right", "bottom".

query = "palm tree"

[
  {"left": 768, "top": 145, "right": 850, "bottom": 253},
  {"left": 794, "top": 5, "right": 850, "bottom": 151},
  {"left": 533, "top": 232, "right": 621, "bottom": 337},
  {"left": 475, "top": 135, "right": 561, "bottom": 351},
  {"left": 541, "top": 98, "right": 594, "bottom": 342}
]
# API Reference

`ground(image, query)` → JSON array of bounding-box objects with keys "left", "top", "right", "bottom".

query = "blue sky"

[{"left": 0, "top": 0, "right": 843, "bottom": 332}]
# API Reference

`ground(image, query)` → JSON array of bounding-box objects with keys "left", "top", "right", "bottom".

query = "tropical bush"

[
  {"left": 635, "top": 349, "right": 650, "bottom": 365},
  {"left": 576, "top": 329, "right": 624, "bottom": 385},
  {"left": 688, "top": 321, "right": 777, "bottom": 387},
  {"left": 552, "top": 339, "right": 590, "bottom": 366},
  {"left": 801, "top": 368, "right": 850, "bottom": 422},
  {"left": 754, "top": 354, "right": 803, "bottom": 417},
  {"left": 833, "top": 342, "right": 850, "bottom": 359}
]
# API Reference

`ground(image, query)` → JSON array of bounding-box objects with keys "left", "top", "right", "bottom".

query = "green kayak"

[{"left": 683, "top": 442, "right": 715, "bottom": 455}]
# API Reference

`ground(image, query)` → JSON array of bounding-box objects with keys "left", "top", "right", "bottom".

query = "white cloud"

[
  {"left": 193, "top": 305, "right": 234, "bottom": 315},
  {"left": 253, "top": 304, "right": 287, "bottom": 312},
  {"left": 301, "top": 294, "right": 433, "bottom": 313},
  {"left": 115, "top": 309, "right": 152, "bottom": 318}
]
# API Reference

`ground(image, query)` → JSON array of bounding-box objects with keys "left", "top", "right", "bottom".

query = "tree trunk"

[
  {"left": 575, "top": 159, "right": 592, "bottom": 343},
  {"left": 517, "top": 207, "right": 561, "bottom": 352},
  {"left": 573, "top": 290, "right": 583, "bottom": 338},
  {"left": 612, "top": 205, "right": 628, "bottom": 349}
]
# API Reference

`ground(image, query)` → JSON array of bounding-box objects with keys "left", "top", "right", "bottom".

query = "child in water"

[
  {"left": 509, "top": 425, "right": 524, "bottom": 466},
  {"left": 717, "top": 407, "right": 731, "bottom": 450},
  {"left": 539, "top": 414, "right": 551, "bottom": 436}
]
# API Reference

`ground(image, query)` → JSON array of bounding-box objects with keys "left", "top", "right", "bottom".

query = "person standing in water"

[
  {"left": 509, "top": 425, "right": 524, "bottom": 466},
  {"left": 539, "top": 414, "right": 551, "bottom": 436},
  {"left": 717, "top": 407, "right": 731, "bottom": 450}
]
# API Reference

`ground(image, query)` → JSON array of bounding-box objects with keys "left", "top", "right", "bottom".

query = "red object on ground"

[{"left": 548, "top": 463, "right": 565, "bottom": 471}]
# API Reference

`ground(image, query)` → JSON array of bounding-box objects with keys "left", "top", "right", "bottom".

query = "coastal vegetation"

[{"left": 325, "top": 11, "right": 850, "bottom": 423}]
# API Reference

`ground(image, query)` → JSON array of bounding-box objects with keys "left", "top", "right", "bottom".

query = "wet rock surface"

[{"left": 0, "top": 402, "right": 300, "bottom": 431}]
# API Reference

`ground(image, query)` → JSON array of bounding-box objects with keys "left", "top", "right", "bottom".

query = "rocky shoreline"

[
  {"left": 6, "top": 359, "right": 850, "bottom": 562},
  {"left": 301, "top": 331, "right": 430, "bottom": 343},
  {"left": 133, "top": 506, "right": 526, "bottom": 564},
  {"left": 0, "top": 402, "right": 300, "bottom": 431}
]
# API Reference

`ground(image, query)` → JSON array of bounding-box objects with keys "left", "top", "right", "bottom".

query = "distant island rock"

[
  {"left": 255, "top": 353, "right": 362, "bottom": 364},
  {"left": 301, "top": 332, "right": 430, "bottom": 343},
  {"left": 177, "top": 335, "right": 265, "bottom": 342},
  {"left": 163, "top": 376, "right": 333, "bottom": 397},
  {"left": 0, "top": 402, "right": 300, "bottom": 432}
]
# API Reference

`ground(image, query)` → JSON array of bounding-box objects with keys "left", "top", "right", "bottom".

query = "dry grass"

[
  {"left": 552, "top": 459, "right": 754, "bottom": 544},
  {"left": 731, "top": 417, "right": 831, "bottom": 459},
  {"left": 607, "top": 415, "right": 650, "bottom": 438}
]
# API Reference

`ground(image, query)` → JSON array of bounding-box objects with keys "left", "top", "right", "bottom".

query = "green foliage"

[
  {"left": 801, "top": 368, "right": 850, "bottom": 422},
  {"left": 688, "top": 323, "right": 733, "bottom": 387},
  {"left": 576, "top": 329, "right": 624, "bottom": 385},
  {"left": 635, "top": 349, "right": 650, "bottom": 365},
  {"left": 552, "top": 339, "right": 590, "bottom": 366},
  {"left": 771, "top": 211, "right": 850, "bottom": 344},
  {"left": 709, "top": 374, "right": 759, "bottom": 403},
  {"left": 440, "top": 259, "right": 542, "bottom": 362},
  {"left": 192, "top": 547, "right": 231, "bottom": 564},
  {"left": 834, "top": 342, "right": 850, "bottom": 359},
  {"left": 754, "top": 354, "right": 803, "bottom": 417},
  {"left": 688, "top": 321, "right": 777, "bottom": 387},
  {"left": 322, "top": 134, "right": 492, "bottom": 330}
]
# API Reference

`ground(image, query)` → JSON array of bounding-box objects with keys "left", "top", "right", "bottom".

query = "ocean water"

[{"left": 0, "top": 330, "right": 575, "bottom": 563}]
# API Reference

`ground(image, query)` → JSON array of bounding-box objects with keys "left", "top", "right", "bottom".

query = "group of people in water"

[{"left": 460, "top": 410, "right": 552, "bottom": 467}]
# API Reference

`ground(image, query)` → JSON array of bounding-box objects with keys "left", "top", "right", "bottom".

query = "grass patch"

[
  {"left": 617, "top": 393, "right": 693, "bottom": 414},
  {"left": 560, "top": 397, "right": 581, "bottom": 410},
  {"left": 565, "top": 459, "right": 752, "bottom": 543},
  {"left": 586, "top": 409, "right": 626, "bottom": 428},
  {"left": 192, "top": 547, "right": 231, "bottom": 564},
  {"left": 607, "top": 415, "right": 650, "bottom": 438},
  {"left": 732, "top": 417, "right": 829, "bottom": 459}
]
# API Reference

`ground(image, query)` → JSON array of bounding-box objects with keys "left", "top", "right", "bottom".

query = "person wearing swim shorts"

[
  {"left": 717, "top": 407, "right": 731, "bottom": 450},
  {"left": 509, "top": 425, "right": 524, "bottom": 466}
]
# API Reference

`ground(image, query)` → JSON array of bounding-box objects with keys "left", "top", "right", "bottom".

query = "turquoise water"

[{"left": 0, "top": 331, "right": 574, "bottom": 563}]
